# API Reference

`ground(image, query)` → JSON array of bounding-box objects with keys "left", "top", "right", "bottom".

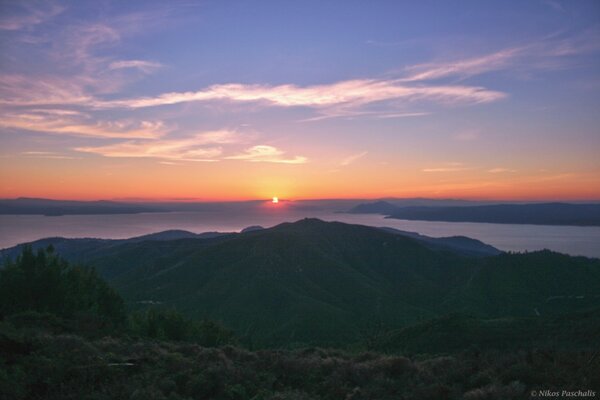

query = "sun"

[{"left": 272, "top": 196, "right": 279, "bottom": 204}]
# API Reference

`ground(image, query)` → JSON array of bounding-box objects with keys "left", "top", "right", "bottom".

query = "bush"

[{"left": 129, "top": 308, "right": 237, "bottom": 346}]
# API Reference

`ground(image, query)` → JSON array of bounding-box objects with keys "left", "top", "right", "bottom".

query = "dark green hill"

[
  {"left": 70, "top": 220, "right": 600, "bottom": 346},
  {"left": 2, "top": 221, "right": 599, "bottom": 399},
  {"left": 109, "top": 219, "right": 476, "bottom": 347},
  {"left": 2, "top": 219, "right": 599, "bottom": 348},
  {"left": 374, "top": 308, "right": 600, "bottom": 355}
]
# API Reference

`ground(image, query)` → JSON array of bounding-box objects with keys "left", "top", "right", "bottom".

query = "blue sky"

[{"left": 0, "top": 0, "right": 599, "bottom": 200}]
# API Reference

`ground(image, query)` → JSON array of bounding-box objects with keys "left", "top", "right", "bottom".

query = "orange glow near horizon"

[{"left": 1, "top": 154, "right": 599, "bottom": 202}]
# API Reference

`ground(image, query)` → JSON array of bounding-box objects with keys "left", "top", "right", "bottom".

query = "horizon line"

[{"left": 2, "top": 196, "right": 600, "bottom": 204}]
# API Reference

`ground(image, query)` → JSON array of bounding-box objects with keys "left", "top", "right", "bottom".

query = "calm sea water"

[{"left": 1, "top": 209, "right": 600, "bottom": 258}]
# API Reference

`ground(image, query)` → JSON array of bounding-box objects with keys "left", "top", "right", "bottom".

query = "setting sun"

[{"left": 272, "top": 197, "right": 279, "bottom": 204}]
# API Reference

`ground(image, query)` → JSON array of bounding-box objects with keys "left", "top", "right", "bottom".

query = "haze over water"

[{"left": 2, "top": 210, "right": 599, "bottom": 259}]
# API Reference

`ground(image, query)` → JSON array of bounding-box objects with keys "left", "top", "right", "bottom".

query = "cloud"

[
  {"left": 0, "top": 1, "right": 64, "bottom": 31},
  {"left": 488, "top": 168, "right": 516, "bottom": 173},
  {"left": 300, "top": 109, "right": 429, "bottom": 122},
  {"left": 20, "top": 150, "right": 80, "bottom": 160},
  {"left": 226, "top": 145, "right": 307, "bottom": 164},
  {"left": 542, "top": 0, "right": 565, "bottom": 13},
  {"left": 109, "top": 60, "right": 163, "bottom": 73},
  {"left": 73, "top": 130, "right": 241, "bottom": 162},
  {"left": 76, "top": 138, "right": 220, "bottom": 162},
  {"left": 402, "top": 31, "right": 600, "bottom": 82},
  {"left": 0, "top": 74, "right": 94, "bottom": 106},
  {"left": 96, "top": 79, "right": 505, "bottom": 113},
  {"left": 422, "top": 163, "right": 467, "bottom": 173},
  {"left": 0, "top": 110, "right": 168, "bottom": 139},
  {"left": 403, "top": 48, "right": 522, "bottom": 81},
  {"left": 23, "top": 154, "right": 80, "bottom": 160},
  {"left": 0, "top": 14, "right": 165, "bottom": 107},
  {"left": 340, "top": 151, "right": 368, "bottom": 166},
  {"left": 22, "top": 151, "right": 55, "bottom": 155},
  {"left": 422, "top": 167, "right": 466, "bottom": 173}
]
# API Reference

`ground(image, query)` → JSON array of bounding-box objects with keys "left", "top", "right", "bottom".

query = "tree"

[{"left": 0, "top": 246, "right": 125, "bottom": 326}]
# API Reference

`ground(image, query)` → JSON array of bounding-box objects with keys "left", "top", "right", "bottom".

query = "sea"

[{"left": 1, "top": 207, "right": 600, "bottom": 258}]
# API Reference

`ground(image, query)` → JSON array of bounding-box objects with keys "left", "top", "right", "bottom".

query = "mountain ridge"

[{"left": 4, "top": 218, "right": 598, "bottom": 347}]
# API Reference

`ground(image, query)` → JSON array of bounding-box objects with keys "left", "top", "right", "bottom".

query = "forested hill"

[
  {"left": 4, "top": 218, "right": 598, "bottom": 348},
  {"left": 1, "top": 224, "right": 600, "bottom": 399}
]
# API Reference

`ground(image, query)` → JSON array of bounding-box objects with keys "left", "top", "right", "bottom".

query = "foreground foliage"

[
  {"left": 0, "top": 245, "right": 125, "bottom": 327},
  {"left": 2, "top": 244, "right": 599, "bottom": 399},
  {"left": 1, "top": 324, "right": 598, "bottom": 400}
]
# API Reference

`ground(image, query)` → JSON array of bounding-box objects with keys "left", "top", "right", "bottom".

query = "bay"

[{"left": 1, "top": 208, "right": 599, "bottom": 258}]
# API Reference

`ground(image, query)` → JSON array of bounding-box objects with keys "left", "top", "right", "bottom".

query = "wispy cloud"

[
  {"left": 0, "top": 1, "right": 64, "bottom": 31},
  {"left": 542, "top": 0, "right": 565, "bottom": 13},
  {"left": 0, "top": 10, "right": 166, "bottom": 108},
  {"left": 300, "top": 109, "right": 429, "bottom": 122},
  {"left": 402, "top": 31, "right": 600, "bottom": 82},
  {"left": 0, "top": 74, "right": 94, "bottom": 106},
  {"left": 74, "top": 130, "right": 245, "bottom": 162},
  {"left": 96, "top": 79, "right": 506, "bottom": 114},
  {"left": 109, "top": 60, "right": 163, "bottom": 73},
  {"left": 403, "top": 48, "right": 522, "bottom": 81},
  {"left": 22, "top": 151, "right": 55, "bottom": 155},
  {"left": 76, "top": 138, "right": 223, "bottom": 162},
  {"left": 226, "top": 145, "right": 307, "bottom": 164},
  {"left": 488, "top": 167, "right": 517, "bottom": 173},
  {"left": 422, "top": 162, "right": 468, "bottom": 173},
  {"left": 340, "top": 151, "right": 368, "bottom": 166},
  {"left": 20, "top": 150, "right": 80, "bottom": 160},
  {"left": 0, "top": 110, "right": 168, "bottom": 139},
  {"left": 422, "top": 167, "right": 466, "bottom": 173}
]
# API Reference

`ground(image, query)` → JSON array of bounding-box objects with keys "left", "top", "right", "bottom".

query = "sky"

[{"left": 0, "top": 0, "right": 599, "bottom": 201}]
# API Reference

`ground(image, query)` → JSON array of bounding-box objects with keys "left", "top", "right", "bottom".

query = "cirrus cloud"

[
  {"left": 96, "top": 78, "right": 506, "bottom": 110},
  {"left": 0, "top": 109, "right": 168, "bottom": 139},
  {"left": 73, "top": 131, "right": 233, "bottom": 162},
  {"left": 225, "top": 145, "right": 307, "bottom": 164}
]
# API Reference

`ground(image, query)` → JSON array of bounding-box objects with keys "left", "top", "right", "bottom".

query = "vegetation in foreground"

[
  {"left": 2, "top": 324, "right": 599, "bottom": 400},
  {"left": 1, "top": 246, "right": 599, "bottom": 399}
]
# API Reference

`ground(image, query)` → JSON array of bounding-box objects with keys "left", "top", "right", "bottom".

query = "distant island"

[
  {"left": 0, "top": 198, "right": 165, "bottom": 216},
  {"left": 349, "top": 201, "right": 600, "bottom": 226}
]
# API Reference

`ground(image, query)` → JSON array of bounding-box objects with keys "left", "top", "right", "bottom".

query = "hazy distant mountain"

[
  {"left": 347, "top": 198, "right": 506, "bottom": 214},
  {"left": 349, "top": 201, "right": 600, "bottom": 226},
  {"left": 4, "top": 219, "right": 598, "bottom": 347},
  {"left": 348, "top": 200, "right": 399, "bottom": 214},
  {"left": 240, "top": 225, "right": 264, "bottom": 233},
  {"left": 387, "top": 203, "right": 600, "bottom": 226},
  {"left": 0, "top": 196, "right": 502, "bottom": 216},
  {"left": 0, "top": 197, "right": 164, "bottom": 216}
]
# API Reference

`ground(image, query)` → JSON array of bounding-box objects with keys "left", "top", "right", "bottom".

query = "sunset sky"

[{"left": 1, "top": 0, "right": 599, "bottom": 201}]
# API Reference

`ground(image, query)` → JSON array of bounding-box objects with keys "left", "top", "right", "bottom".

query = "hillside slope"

[{"left": 3, "top": 219, "right": 599, "bottom": 347}]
